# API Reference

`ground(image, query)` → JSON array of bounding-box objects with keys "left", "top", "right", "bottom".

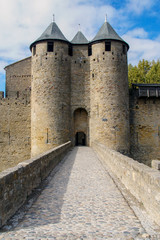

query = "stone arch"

[{"left": 73, "top": 108, "right": 89, "bottom": 146}]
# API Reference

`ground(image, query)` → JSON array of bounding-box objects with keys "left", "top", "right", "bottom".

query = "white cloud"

[
  {"left": 126, "top": 0, "right": 154, "bottom": 15},
  {"left": 0, "top": 0, "right": 119, "bottom": 71},
  {"left": 123, "top": 33, "right": 160, "bottom": 65},
  {"left": 0, "top": 0, "right": 159, "bottom": 91},
  {"left": 125, "top": 28, "right": 148, "bottom": 38},
  {"left": 0, "top": 60, "right": 9, "bottom": 74}
]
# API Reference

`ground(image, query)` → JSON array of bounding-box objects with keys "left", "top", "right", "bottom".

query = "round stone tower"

[
  {"left": 30, "top": 20, "right": 71, "bottom": 157},
  {"left": 90, "top": 19, "right": 130, "bottom": 154}
]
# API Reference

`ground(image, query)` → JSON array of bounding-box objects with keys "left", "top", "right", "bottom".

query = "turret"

[
  {"left": 30, "top": 19, "right": 71, "bottom": 157},
  {"left": 90, "top": 17, "right": 130, "bottom": 154}
]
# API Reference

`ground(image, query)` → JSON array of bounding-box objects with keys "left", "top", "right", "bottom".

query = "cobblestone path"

[{"left": 0, "top": 147, "right": 152, "bottom": 239}]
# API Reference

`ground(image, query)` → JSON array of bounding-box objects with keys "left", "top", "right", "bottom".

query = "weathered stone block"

[
  {"left": 93, "top": 141, "right": 160, "bottom": 226},
  {"left": 0, "top": 141, "right": 71, "bottom": 228},
  {"left": 0, "top": 91, "right": 4, "bottom": 98},
  {"left": 151, "top": 160, "right": 160, "bottom": 170}
]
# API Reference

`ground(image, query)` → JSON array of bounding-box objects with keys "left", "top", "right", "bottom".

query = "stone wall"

[
  {"left": 90, "top": 41, "right": 130, "bottom": 154},
  {"left": 0, "top": 141, "right": 71, "bottom": 228},
  {"left": 130, "top": 93, "right": 160, "bottom": 165},
  {"left": 0, "top": 97, "right": 31, "bottom": 172},
  {"left": 92, "top": 141, "right": 160, "bottom": 226},
  {"left": 0, "top": 57, "right": 32, "bottom": 172},
  {"left": 70, "top": 44, "right": 90, "bottom": 144},
  {"left": 5, "top": 57, "right": 31, "bottom": 98},
  {"left": 31, "top": 41, "right": 71, "bottom": 157}
]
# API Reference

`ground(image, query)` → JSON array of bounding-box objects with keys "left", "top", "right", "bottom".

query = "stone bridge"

[{"left": 0, "top": 142, "right": 160, "bottom": 239}]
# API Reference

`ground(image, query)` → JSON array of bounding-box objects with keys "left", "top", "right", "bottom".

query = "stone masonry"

[
  {"left": 0, "top": 18, "right": 160, "bottom": 170},
  {"left": 130, "top": 94, "right": 160, "bottom": 165},
  {"left": 1, "top": 147, "right": 159, "bottom": 239}
]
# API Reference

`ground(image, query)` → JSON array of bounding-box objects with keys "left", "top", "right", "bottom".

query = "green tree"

[
  {"left": 128, "top": 59, "right": 160, "bottom": 87},
  {"left": 137, "top": 59, "right": 151, "bottom": 83},
  {"left": 146, "top": 60, "right": 160, "bottom": 83},
  {"left": 128, "top": 64, "right": 140, "bottom": 87}
]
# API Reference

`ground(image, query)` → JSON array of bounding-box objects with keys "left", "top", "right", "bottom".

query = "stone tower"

[
  {"left": 30, "top": 17, "right": 130, "bottom": 156},
  {"left": 30, "top": 20, "right": 71, "bottom": 157},
  {"left": 90, "top": 19, "right": 130, "bottom": 154}
]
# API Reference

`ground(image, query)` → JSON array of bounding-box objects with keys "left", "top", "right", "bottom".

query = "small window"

[
  {"left": 47, "top": 42, "right": 54, "bottom": 52},
  {"left": 68, "top": 44, "right": 73, "bottom": 56},
  {"left": 123, "top": 45, "right": 126, "bottom": 54},
  {"left": 33, "top": 45, "right": 36, "bottom": 56},
  {"left": 105, "top": 41, "right": 111, "bottom": 51},
  {"left": 88, "top": 44, "right": 92, "bottom": 56}
]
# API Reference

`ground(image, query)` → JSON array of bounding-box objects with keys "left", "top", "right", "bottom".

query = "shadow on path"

[{"left": 1, "top": 147, "right": 79, "bottom": 231}]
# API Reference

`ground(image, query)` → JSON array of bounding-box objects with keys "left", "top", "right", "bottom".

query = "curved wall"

[
  {"left": 31, "top": 41, "right": 71, "bottom": 156},
  {"left": 90, "top": 41, "right": 130, "bottom": 154}
]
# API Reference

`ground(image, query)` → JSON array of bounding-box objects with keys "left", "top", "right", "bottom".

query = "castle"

[{"left": 0, "top": 18, "right": 160, "bottom": 171}]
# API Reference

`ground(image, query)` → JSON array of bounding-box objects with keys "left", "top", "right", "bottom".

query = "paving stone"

[{"left": 0, "top": 147, "right": 157, "bottom": 239}]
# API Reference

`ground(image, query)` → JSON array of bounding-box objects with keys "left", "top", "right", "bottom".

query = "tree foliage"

[{"left": 128, "top": 59, "right": 160, "bottom": 88}]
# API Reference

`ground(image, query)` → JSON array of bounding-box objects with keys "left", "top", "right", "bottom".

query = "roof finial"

[
  {"left": 78, "top": 24, "right": 81, "bottom": 31},
  {"left": 53, "top": 14, "right": 55, "bottom": 22},
  {"left": 105, "top": 14, "right": 107, "bottom": 23}
]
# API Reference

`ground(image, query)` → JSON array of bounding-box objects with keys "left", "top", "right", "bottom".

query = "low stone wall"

[
  {"left": 92, "top": 141, "right": 160, "bottom": 226},
  {"left": 0, "top": 141, "right": 71, "bottom": 228}
]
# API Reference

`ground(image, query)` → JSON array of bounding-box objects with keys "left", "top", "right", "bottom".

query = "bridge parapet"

[
  {"left": 0, "top": 141, "right": 71, "bottom": 228},
  {"left": 92, "top": 141, "right": 160, "bottom": 226}
]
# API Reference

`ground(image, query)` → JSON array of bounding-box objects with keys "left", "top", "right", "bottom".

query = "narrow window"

[
  {"left": 68, "top": 44, "right": 73, "bottom": 56},
  {"left": 88, "top": 44, "right": 92, "bottom": 56},
  {"left": 123, "top": 44, "right": 126, "bottom": 54},
  {"left": 47, "top": 42, "right": 54, "bottom": 52},
  {"left": 105, "top": 41, "right": 111, "bottom": 51},
  {"left": 33, "top": 45, "right": 36, "bottom": 56}
]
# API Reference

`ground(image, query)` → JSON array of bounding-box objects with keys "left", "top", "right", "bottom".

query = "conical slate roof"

[
  {"left": 71, "top": 31, "right": 89, "bottom": 44},
  {"left": 30, "top": 21, "right": 68, "bottom": 49},
  {"left": 91, "top": 21, "right": 129, "bottom": 49}
]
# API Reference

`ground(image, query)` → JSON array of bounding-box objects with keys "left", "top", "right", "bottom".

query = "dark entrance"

[{"left": 75, "top": 132, "right": 86, "bottom": 146}]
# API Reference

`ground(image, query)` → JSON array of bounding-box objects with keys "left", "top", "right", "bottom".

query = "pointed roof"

[
  {"left": 30, "top": 21, "right": 68, "bottom": 49},
  {"left": 71, "top": 31, "right": 89, "bottom": 44},
  {"left": 91, "top": 21, "right": 129, "bottom": 49}
]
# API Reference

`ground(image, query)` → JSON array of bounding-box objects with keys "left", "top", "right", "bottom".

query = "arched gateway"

[{"left": 74, "top": 108, "right": 89, "bottom": 146}]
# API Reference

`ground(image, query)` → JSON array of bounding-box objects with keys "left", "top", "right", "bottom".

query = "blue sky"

[{"left": 0, "top": 0, "right": 160, "bottom": 92}]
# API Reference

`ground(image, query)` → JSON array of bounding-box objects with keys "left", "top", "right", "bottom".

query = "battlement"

[{"left": 0, "top": 94, "right": 30, "bottom": 105}]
